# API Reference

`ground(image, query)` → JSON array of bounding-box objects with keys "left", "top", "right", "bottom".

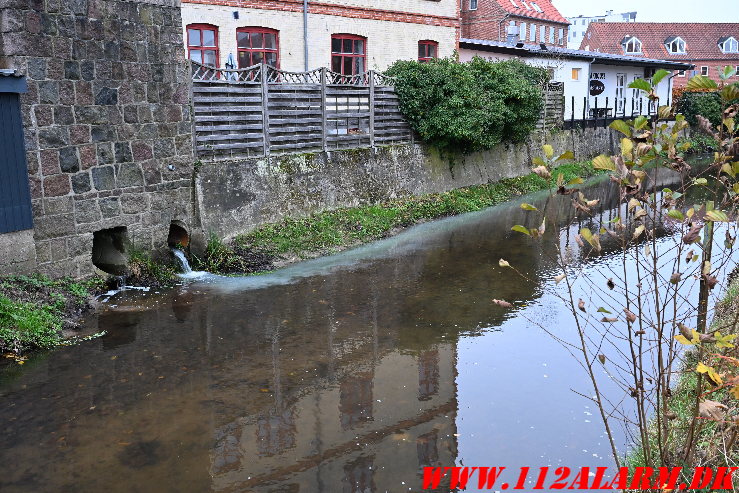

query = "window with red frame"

[
  {"left": 331, "top": 34, "right": 366, "bottom": 75},
  {"left": 187, "top": 24, "right": 219, "bottom": 67},
  {"left": 418, "top": 40, "right": 438, "bottom": 62},
  {"left": 237, "top": 27, "right": 279, "bottom": 68}
]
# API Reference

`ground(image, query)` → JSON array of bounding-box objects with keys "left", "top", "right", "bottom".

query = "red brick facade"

[{"left": 461, "top": 0, "right": 568, "bottom": 46}]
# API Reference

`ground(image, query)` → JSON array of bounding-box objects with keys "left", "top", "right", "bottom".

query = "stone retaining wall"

[{"left": 0, "top": 0, "right": 195, "bottom": 277}]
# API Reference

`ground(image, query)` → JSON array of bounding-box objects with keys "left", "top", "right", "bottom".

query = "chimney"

[{"left": 506, "top": 23, "right": 519, "bottom": 44}]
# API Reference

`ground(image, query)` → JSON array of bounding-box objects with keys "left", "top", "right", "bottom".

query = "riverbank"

[
  {"left": 195, "top": 159, "right": 605, "bottom": 274},
  {"left": 0, "top": 159, "right": 602, "bottom": 355},
  {"left": 0, "top": 275, "right": 106, "bottom": 356},
  {"left": 626, "top": 275, "right": 739, "bottom": 479}
]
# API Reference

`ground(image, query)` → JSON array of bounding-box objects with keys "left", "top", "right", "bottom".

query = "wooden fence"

[{"left": 191, "top": 62, "right": 413, "bottom": 160}]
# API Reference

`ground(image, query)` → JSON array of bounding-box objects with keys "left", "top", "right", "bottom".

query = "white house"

[
  {"left": 459, "top": 38, "right": 693, "bottom": 122},
  {"left": 566, "top": 10, "right": 637, "bottom": 49}
]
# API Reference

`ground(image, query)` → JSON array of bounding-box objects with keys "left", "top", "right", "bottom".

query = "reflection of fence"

[
  {"left": 191, "top": 62, "right": 413, "bottom": 160},
  {"left": 564, "top": 96, "right": 663, "bottom": 130}
]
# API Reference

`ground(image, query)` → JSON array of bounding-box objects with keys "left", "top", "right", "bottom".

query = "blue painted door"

[{"left": 0, "top": 92, "right": 33, "bottom": 233}]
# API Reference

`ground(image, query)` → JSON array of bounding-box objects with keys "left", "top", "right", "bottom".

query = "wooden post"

[
  {"left": 369, "top": 70, "right": 375, "bottom": 149},
  {"left": 321, "top": 67, "right": 328, "bottom": 153},
  {"left": 260, "top": 63, "right": 271, "bottom": 157}
]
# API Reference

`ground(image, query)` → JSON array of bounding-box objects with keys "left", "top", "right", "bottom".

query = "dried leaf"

[
  {"left": 601, "top": 317, "right": 618, "bottom": 323},
  {"left": 683, "top": 223, "right": 702, "bottom": 244},
  {"left": 554, "top": 273, "right": 566, "bottom": 284},
  {"left": 499, "top": 259, "right": 510, "bottom": 268},
  {"left": 624, "top": 309, "right": 637, "bottom": 323},
  {"left": 598, "top": 354, "right": 606, "bottom": 364},
  {"left": 698, "top": 400, "right": 727, "bottom": 420},
  {"left": 532, "top": 165, "right": 551, "bottom": 180},
  {"left": 578, "top": 298, "right": 586, "bottom": 312},
  {"left": 492, "top": 299, "right": 513, "bottom": 308},
  {"left": 607, "top": 278, "right": 615, "bottom": 290},
  {"left": 670, "top": 272, "right": 682, "bottom": 284}
]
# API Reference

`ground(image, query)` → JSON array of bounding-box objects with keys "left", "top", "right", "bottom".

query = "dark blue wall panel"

[{"left": 0, "top": 92, "right": 33, "bottom": 233}]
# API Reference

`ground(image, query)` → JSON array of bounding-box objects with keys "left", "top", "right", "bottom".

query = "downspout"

[
  {"left": 303, "top": 0, "right": 309, "bottom": 71},
  {"left": 498, "top": 14, "right": 510, "bottom": 43}
]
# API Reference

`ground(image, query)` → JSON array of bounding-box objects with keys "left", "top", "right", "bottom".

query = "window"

[
  {"left": 529, "top": 24, "right": 536, "bottom": 41},
  {"left": 520, "top": 22, "right": 527, "bottom": 40},
  {"left": 469, "top": 0, "right": 477, "bottom": 10},
  {"left": 665, "top": 36, "right": 686, "bottom": 54},
  {"left": 331, "top": 34, "right": 366, "bottom": 75},
  {"left": 736, "top": 66, "right": 739, "bottom": 76},
  {"left": 509, "top": 0, "right": 518, "bottom": 7},
  {"left": 719, "top": 36, "right": 739, "bottom": 53},
  {"left": 530, "top": 1, "right": 543, "bottom": 12},
  {"left": 418, "top": 40, "right": 438, "bottom": 63},
  {"left": 540, "top": 25, "right": 545, "bottom": 41},
  {"left": 559, "top": 28, "right": 565, "bottom": 45},
  {"left": 187, "top": 24, "right": 219, "bottom": 67},
  {"left": 549, "top": 27, "right": 555, "bottom": 44},
  {"left": 622, "top": 36, "right": 642, "bottom": 54},
  {"left": 571, "top": 68, "right": 581, "bottom": 80},
  {"left": 701, "top": 66, "right": 708, "bottom": 76},
  {"left": 521, "top": 0, "right": 531, "bottom": 10},
  {"left": 237, "top": 27, "right": 279, "bottom": 68}
]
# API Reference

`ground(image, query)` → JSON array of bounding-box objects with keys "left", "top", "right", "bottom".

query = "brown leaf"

[
  {"left": 670, "top": 272, "right": 682, "bottom": 284},
  {"left": 557, "top": 186, "right": 578, "bottom": 195},
  {"left": 533, "top": 166, "right": 551, "bottom": 180},
  {"left": 624, "top": 308, "right": 637, "bottom": 323},
  {"left": 575, "top": 234, "right": 584, "bottom": 248},
  {"left": 683, "top": 223, "right": 703, "bottom": 245},
  {"left": 492, "top": 299, "right": 513, "bottom": 308},
  {"left": 699, "top": 400, "right": 728, "bottom": 421},
  {"left": 578, "top": 299, "right": 586, "bottom": 312},
  {"left": 635, "top": 330, "right": 646, "bottom": 336},
  {"left": 702, "top": 273, "right": 719, "bottom": 290},
  {"left": 601, "top": 317, "right": 618, "bottom": 323},
  {"left": 607, "top": 278, "right": 615, "bottom": 290},
  {"left": 598, "top": 354, "right": 606, "bottom": 364}
]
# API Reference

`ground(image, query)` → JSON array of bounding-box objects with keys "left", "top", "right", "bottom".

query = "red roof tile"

[
  {"left": 496, "top": 0, "right": 569, "bottom": 25},
  {"left": 580, "top": 23, "right": 739, "bottom": 61}
]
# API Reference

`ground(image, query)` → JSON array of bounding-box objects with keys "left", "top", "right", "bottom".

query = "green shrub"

[
  {"left": 0, "top": 295, "right": 62, "bottom": 352},
  {"left": 676, "top": 84, "right": 739, "bottom": 127},
  {"left": 385, "top": 57, "right": 547, "bottom": 153}
]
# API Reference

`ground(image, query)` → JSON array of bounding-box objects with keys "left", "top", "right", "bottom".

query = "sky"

[{"left": 553, "top": 0, "right": 739, "bottom": 22}]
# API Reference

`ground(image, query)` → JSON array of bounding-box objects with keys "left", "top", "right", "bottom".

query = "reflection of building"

[{"left": 209, "top": 343, "right": 458, "bottom": 492}]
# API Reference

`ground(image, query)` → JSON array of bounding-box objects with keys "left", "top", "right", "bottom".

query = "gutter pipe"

[{"left": 303, "top": 0, "right": 309, "bottom": 71}]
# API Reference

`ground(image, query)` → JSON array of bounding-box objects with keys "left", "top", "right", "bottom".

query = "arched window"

[
  {"left": 237, "top": 27, "right": 279, "bottom": 68},
  {"left": 418, "top": 40, "right": 438, "bottom": 63},
  {"left": 187, "top": 23, "right": 219, "bottom": 67},
  {"left": 622, "top": 36, "right": 642, "bottom": 54},
  {"left": 719, "top": 36, "right": 739, "bottom": 53},
  {"left": 331, "top": 34, "right": 366, "bottom": 75},
  {"left": 665, "top": 36, "right": 686, "bottom": 54}
]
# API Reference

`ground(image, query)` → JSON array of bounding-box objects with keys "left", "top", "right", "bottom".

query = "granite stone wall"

[{"left": 0, "top": 0, "right": 195, "bottom": 277}]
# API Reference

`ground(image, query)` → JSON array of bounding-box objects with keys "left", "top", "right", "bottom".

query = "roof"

[
  {"left": 581, "top": 23, "right": 739, "bottom": 61},
  {"left": 460, "top": 38, "right": 694, "bottom": 69},
  {"left": 496, "top": 0, "right": 569, "bottom": 25}
]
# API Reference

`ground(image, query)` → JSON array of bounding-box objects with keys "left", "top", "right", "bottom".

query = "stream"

[{"left": 0, "top": 159, "right": 731, "bottom": 492}]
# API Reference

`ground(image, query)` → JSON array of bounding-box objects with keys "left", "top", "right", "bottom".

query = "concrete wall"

[
  {"left": 180, "top": 1, "right": 458, "bottom": 72},
  {"left": 0, "top": 0, "right": 197, "bottom": 278},
  {"left": 195, "top": 126, "right": 623, "bottom": 241}
]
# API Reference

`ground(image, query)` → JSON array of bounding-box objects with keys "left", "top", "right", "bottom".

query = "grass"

[
  {"left": 0, "top": 274, "right": 105, "bottom": 354},
  {"left": 127, "top": 249, "right": 179, "bottom": 287},
  {"left": 232, "top": 160, "right": 603, "bottom": 261},
  {"left": 625, "top": 275, "right": 739, "bottom": 487}
]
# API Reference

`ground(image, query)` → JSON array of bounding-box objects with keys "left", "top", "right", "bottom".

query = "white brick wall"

[{"left": 181, "top": 4, "right": 457, "bottom": 72}]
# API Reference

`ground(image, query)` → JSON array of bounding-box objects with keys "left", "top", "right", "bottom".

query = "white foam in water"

[{"left": 171, "top": 248, "right": 210, "bottom": 280}]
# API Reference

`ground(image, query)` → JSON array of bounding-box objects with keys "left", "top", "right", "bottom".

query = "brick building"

[
  {"left": 460, "top": 0, "right": 569, "bottom": 47},
  {"left": 180, "top": 0, "right": 460, "bottom": 73},
  {"left": 579, "top": 23, "right": 739, "bottom": 90}
]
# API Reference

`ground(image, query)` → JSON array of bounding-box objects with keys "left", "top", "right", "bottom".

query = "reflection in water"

[{"left": 0, "top": 165, "right": 720, "bottom": 492}]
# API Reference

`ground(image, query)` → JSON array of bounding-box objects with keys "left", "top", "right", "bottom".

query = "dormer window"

[
  {"left": 622, "top": 36, "right": 642, "bottom": 54},
  {"left": 509, "top": 0, "right": 519, "bottom": 7},
  {"left": 530, "top": 2, "right": 543, "bottom": 12},
  {"left": 521, "top": 0, "right": 531, "bottom": 10},
  {"left": 719, "top": 36, "right": 739, "bottom": 53},
  {"left": 665, "top": 36, "right": 686, "bottom": 54}
]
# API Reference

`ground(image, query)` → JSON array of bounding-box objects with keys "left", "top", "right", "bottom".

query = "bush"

[
  {"left": 385, "top": 57, "right": 547, "bottom": 153},
  {"left": 676, "top": 83, "right": 739, "bottom": 127}
]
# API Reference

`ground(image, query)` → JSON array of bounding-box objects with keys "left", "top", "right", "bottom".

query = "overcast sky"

[{"left": 553, "top": 0, "right": 739, "bottom": 22}]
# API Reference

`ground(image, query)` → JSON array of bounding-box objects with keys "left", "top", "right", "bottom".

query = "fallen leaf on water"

[{"left": 492, "top": 299, "right": 513, "bottom": 308}]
